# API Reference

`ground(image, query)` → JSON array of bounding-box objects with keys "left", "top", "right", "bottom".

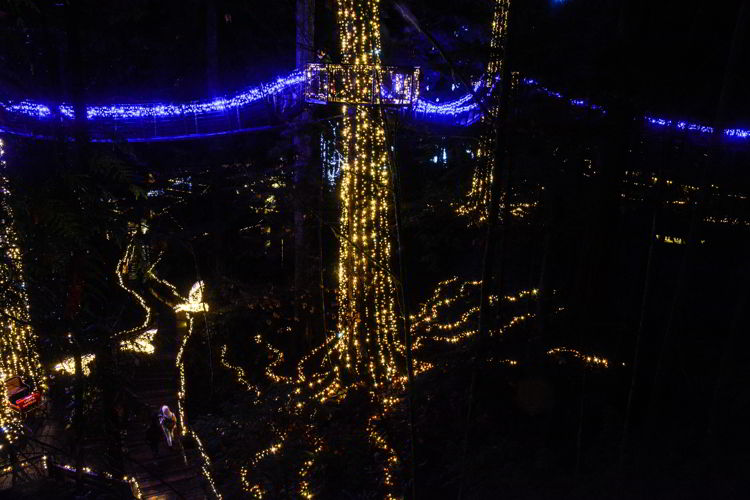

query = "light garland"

[
  {"left": 305, "top": 63, "right": 420, "bottom": 106},
  {"left": 53, "top": 353, "right": 96, "bottom": 377},
  {"left": 174, "top": 281, "right": 209, "bottom": 313},
  {"left": 3, "top": 72, "right": 305, "bottom": 120},
  {"left": 238, "top": 3, "right": 417, "bottom": 496},
  {"left": 457, "top": 0, "right": 510, "bottom": 222},
  {"left": 410, "top": 277, "right": 540, "bottom": 348},
  {"left": 114, "top": 235, "right": 153, "bottom": 337},
  {"left": 43, "top": 458, "right": 143, "bottom": 499},
  {"left": 332, "top": 0, "right": 405, "bottom": 389},
  {"left": 171, "top": 280, "right": 222, "bottom": 497},
  {"left": 0, "top": 138, "right": 47, "bottom": 442},
  {"left": 120, "top": 328, "right": 158, "bottom": 354},
  {"left": 52, "top": 328, "right": 158, "bottom": 376},
  {"left": 547, "top": 347, "right": 609, "bottom": 368},
  {"left": 2, "top": 69, "right": 749, "bottom": 144}
]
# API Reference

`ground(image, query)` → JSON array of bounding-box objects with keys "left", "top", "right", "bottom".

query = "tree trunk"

[
  {"left": 459, "top": 3, "right": 515, "bottom": 499},
  {"left": 293, "top": 0, "right": 316, "bottom": 344},
  {"left": 65, "top": 1, "right": 90, "bottom": 489}
]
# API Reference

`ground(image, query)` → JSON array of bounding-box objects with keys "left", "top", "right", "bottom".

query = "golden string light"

[
  {"left": 547, "top": 347, "right": 610, "bottom": 368},
  {"left": 238, "top": 4, "right": 417, "bottom": 494},
  {"left": 170, "top": 279, "right": 222, "bottom": 497},
  {"left": 409, "top": 277, "right": 540, "bottom": 348},
  {"left": 0, "top": 138, "right": 47, "bottom": 441},
  {"left": 53, "top": 329, "right": 158, "bottom": 377},
  {"left": 114, "top": 235, "right": 153, "bottom": 337},
  {"left": 332, "top": 0, "right": 404, "bottom": 388},
  {"left": 121, "top": 328, "right": 157, "bottom": 354},
  {"left": 457, "top": 0, "right": 511, "bottom": 222}
]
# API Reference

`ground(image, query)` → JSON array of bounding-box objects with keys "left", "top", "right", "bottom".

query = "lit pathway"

[{"left": 122, "top": 299, "right": 206, "bottom": 500}]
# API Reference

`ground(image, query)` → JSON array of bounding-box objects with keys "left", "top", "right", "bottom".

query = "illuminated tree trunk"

[
  {"left": 459, "top": 0, "right": 510, "bottom": 223},
  {"left": 0, "top": 138, "right": 47, "bottom": 440},
  {"left": 333, "top": 0, "right": 402, "bottom": 386}
]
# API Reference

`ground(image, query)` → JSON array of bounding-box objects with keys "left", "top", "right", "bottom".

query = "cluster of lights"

[
  {"left": 189, "top": 428, "right": 223, "bottom": 499},
  {"left": 121, "top": 328, "right": 158, "bottom": 354},
  {"left": 0, "top": 138, "right": 47, "bottom": 441},
  {"left": 366, "top": 408, "right": 400, "bottom": 499},
  {"left": 332, "top": 0, "right": 404, "bottom": 388},
  {"left": 410, "top": 277, "right": 539, "bottom": 348},
  {"left": 412, "top": 80, "right": 484, "bottom": 118},
  {"left": 53, "top": 239, "right": 160, "bottom": 377},
  {"left": 240, "top": 426, "right": 289, "bottom": 498},
  {"left": 3, "top": 76, "right": 749, "bottom": 146},
  {"left": 0, "top": 454, "right": 47, "bottom": 483},
  {"left": 298, "top": 430, "right": 323, "bottom": 499},
  {"left": 53, "top": 328, "right": 158, "bottom": 376},
  {"left": 170, "top": 280, "right": 222, "bottom": 495},
  {"left": 219, "top": 344, "right": 262, "bottom": 399},
  {"left": 53, "top": 353, "right": 96, "bottom": 377},
  {"left": 1, "top": 61, "right": 749, "bottom": 145},
  {"left": 48, "top": 458, "right": 143, "bottom": 499},
  {"left": 547, "top": 347, "right": 609, "bottom": 368},
  {"left": 238, "top": 2, "right": 418, "bottom": 495},
  {"left": 115, "top": 235, "right": 153, "bottom": 337},
  {"left": 457, "top": 0, "right": 510, "bottom": 222},
  {"left": 3, "top": 72, "right": 305, "bottom": 120},
  {"left": 704, "top": 216, "right": 750, "bottom": 227},
  {"left": 174, "top": 281, "right": 209, "bottom": 313},
  {"left": 305, "top": 63, "right": 420, "bottom": 106}
]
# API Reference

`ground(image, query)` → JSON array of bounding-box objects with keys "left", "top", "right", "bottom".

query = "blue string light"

[
  {"left": 1, "top": 69, "right": 748, "bottom": 143},
  {"left": 3, "top": 72, "right": 305, "bottom": 120}
]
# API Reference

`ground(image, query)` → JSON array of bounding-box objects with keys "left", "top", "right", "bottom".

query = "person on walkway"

[
  {"left": 146, "top": 413, "right": 162, "bottom": 458},
  {"left": 159, "top": 405, "right": 176, "bottom": 447}
]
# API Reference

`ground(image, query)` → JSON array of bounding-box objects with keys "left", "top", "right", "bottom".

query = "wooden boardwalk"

[{"left": 122, "top": 308, "right": 207, "bottom": 500}]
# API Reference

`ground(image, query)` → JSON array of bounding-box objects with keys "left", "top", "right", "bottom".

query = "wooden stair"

[{"left": 122, "top": 310, "right": 207, "bottom": 500}]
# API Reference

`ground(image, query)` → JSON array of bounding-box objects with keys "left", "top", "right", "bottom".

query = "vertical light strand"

[
  {"left": 457, "top": 0, "right": 510, "bottom": 223},
  {"left": 334, "top": 0, "right": 402, "bottom": 387},
  {"left": 0, "top": 137, "right": 47, "bottom": 440}
]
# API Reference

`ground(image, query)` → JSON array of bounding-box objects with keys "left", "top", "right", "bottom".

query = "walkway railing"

[{"left": 2, "top": 69, "right": 749, "bottom": 145}]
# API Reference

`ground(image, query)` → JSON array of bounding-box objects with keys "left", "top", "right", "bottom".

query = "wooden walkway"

[{"left": 122, "top": 307, "right": 207, "bottom": 500}]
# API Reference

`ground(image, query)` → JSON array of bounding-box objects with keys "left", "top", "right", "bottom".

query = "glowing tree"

[
  {"left": 0, "top": 138, "right": 47, "bottom": 439},
  {"left": 333, "top": 0, "right": 403, "bottom": 387},
  {"left": 457, "top": 0, "right": 511, "bottom": 222}
]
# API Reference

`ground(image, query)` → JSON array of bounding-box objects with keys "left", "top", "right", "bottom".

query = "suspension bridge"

[{"left": 1, "top": 67, "right": 748, "bottom": 145}]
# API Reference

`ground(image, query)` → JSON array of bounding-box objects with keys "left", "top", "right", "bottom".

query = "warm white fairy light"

[
  {"left": 332, "top": 0, "right": 404, "bottom": 389},
  {"left": 409, "top": 277, "right": 540, "bottom": 348},
  {"left": 239, "top": 3, "right": 422, "bottom": 496},
  {"left": 53, "top": 329, "right": 157, "bottom": 378},
  {"left": 547, "top": 347, "right": 609, "bottom": 368},
  {"left": 168, "top": 279, "right": 222, "bottom": 497},
  {"left": 0, "top": 138, "right": 48, "bottom": 441},
  {"left": 174, "top": 281, "right": 209, "bottom": 313},
  {"left": 121, "top": 328, "right": 157, "bottom": 354},
  {"left": 114, "top": 235, "right": 153, "bottom": 337},
  {"left": 53, "top": 353, "right": 96, "bottom": 377},
  {"left": 457, "top": 0, "right": 511, "bottom": 222}
]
